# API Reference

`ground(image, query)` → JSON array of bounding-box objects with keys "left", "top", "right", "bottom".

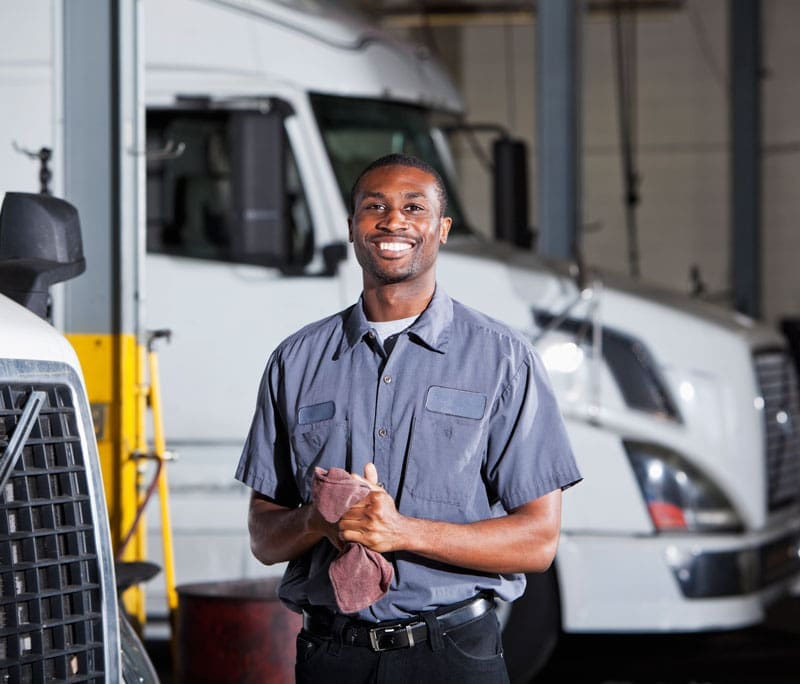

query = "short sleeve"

[
  {"left": 234, "top": 351, "right": 301, "bottom": 507},
  {"left": 484, "top": 348, "right": 582, "bottom": 511}
]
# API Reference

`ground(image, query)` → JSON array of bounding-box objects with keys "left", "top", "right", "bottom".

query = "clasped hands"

[{"left": 319, "top": 463, "right": 406, "bottom": 554}]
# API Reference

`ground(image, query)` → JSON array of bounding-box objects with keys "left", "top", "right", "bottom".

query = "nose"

[{"left": 379, "top": 208, "right": 408, "bottom": 232}]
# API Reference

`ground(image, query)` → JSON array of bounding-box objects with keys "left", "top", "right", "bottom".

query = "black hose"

[{"left": 612, "top": 0, "right": 641, "bottom": 278}]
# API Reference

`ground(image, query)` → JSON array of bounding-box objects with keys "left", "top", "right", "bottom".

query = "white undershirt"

[{"left": 367, "top": 314, "right": 419, "bottom": 344}]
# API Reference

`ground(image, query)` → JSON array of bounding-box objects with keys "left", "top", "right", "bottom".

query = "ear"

[
  {"left": 438, "top": 216, "right": 452, "bottom": 245},
  {"left": 347, "top": 216, "right": 354, "bottom": 243}
]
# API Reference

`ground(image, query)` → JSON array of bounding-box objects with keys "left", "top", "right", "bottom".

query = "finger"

[
  {"left": 352, "top": 469, "right": 382, "bottom": 491},
  {"left": 364, "top": 462, "right": 379, "bottom": 486}
]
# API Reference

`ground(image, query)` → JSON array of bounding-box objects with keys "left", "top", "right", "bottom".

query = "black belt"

[{"left": 302, "top": 595, "right": 494, "bottom": 652}]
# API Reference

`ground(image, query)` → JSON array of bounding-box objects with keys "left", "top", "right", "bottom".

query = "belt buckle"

[{"left": 368, "top": 623, "right": 417, "bottom": 652}]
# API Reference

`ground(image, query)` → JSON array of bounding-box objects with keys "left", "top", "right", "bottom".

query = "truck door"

[{"left": 143, "top": 101, "right": 345, "bottom": 609}]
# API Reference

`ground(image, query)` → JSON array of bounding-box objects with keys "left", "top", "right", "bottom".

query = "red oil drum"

[{"left": 175, "top": 577, "right": 301, "bottom": 684}]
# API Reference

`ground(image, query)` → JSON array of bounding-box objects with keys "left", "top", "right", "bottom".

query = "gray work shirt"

[{"left": 235, "top": 286, "right": 582, "bottom": 622}]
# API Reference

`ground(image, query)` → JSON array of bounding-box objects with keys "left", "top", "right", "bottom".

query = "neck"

[{"left": 361, "top": 278, "right": 435, "bottom": 322}]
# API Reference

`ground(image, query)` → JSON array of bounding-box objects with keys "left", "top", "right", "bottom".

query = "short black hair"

[{"left": 349, "top": 153, "right": 448, "bottom": 216}]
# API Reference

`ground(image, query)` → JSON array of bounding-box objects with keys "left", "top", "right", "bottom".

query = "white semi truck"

[
  {"left": 2, "top": 0, "right": 799, "bottom": 680},
  {"left": 0, "top": 192, "right": 157, "bottom": 682}
]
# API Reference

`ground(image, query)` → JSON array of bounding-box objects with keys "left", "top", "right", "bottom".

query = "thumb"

[{"left": 364, "top": 462, "right": 379, "bottom": 486}]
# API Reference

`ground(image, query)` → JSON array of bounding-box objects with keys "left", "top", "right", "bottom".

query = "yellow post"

[
  {"left": 148, "top": 346, "right": 178, "bottom": 614},
  {"left": 67, "top": 333, "right": 146, "bottom": 625}
]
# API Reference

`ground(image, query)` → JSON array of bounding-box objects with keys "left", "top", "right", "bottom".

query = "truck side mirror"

[
  {"left": 322, "top": 242, "right": 348, "bottom": 276},
  {"left": 229, "top": 110, "right": 291, "bottom": 267},
  {"left": 0, "top": 192, "right": 85, "bottom": 320},
  {"left": 493, "top": 137, "right": 533, "bottom": 249}
]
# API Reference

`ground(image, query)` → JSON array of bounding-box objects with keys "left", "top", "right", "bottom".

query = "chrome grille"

[
  {"left": 0, "top": 383, "right": 105, "bottom": 683},
  {"left": 754, "top": 351, "right": 800, "bottom": 512}
]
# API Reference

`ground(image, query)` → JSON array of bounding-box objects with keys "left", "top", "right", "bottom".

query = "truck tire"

[{"left": 501, "top": 565, "right": 561, "bottom": 684}]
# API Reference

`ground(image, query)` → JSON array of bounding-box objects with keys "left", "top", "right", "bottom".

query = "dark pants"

[{"left": 295, "top": 609, "right": 510, "bottom": 684}]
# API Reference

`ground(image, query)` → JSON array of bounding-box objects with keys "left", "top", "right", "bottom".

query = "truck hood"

[
  {"left": 0, "top": 294, "right": 82, "bottom": 369},
  {"left": 440, "top": 237, "right": 785, "bottom": 529},
  {"left": 443, "top": 237, "right": 780, "bottom": 348}
]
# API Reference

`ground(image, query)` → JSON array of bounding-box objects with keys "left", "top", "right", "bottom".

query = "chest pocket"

[
  {"left": 291, "top": 402, "right": 349, "bottom": 500},
  {"left": 405, "top": 386, "right": 487, "bottom": 516}
]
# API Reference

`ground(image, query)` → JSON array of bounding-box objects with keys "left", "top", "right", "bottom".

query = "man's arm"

[
  {"left": 338, "top": 486, "right": 562, "bottom": 575},
  {"left": 247, "top": 491, "right": 340, "bottom": 565}
]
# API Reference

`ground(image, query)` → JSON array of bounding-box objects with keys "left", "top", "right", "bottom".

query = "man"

[{"left": 235, "top": 153, "right": 581, "bottom": 683}]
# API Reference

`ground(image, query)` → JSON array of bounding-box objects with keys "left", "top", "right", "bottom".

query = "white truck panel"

[
  {"left": 0, "top": 295, "right": 81, "bottom": 369},
  {"left": 559, "top": 518, "right": 800, "bottom": 632},
  {"left": 557, "top": 419, "right": 654, "bottom": 534},
  {"left": 144, "top": 0, "right": 462, "bottom": 112}
]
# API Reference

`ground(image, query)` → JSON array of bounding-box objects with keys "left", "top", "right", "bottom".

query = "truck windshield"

[{"left": 310, "top": 94, "right": 472, "bottom": 235}]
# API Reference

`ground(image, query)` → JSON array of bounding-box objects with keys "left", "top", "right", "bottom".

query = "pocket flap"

[
  {"left": 425, "top": 386, "right": 486, "bottom": 420},
  {"left": 298, "top": 400, "right": 335, "bottom": 424}
]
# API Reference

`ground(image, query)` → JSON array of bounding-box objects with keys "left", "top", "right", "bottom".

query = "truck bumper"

[{"left": 558, "top": 520, "right": 800, "bottom": 633}]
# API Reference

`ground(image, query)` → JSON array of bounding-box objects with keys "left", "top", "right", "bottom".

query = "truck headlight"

[{"left": 625, "top": 441, "right": 743, "bottom": 533}]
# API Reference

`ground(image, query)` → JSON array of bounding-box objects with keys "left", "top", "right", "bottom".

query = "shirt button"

[
  {"left": 383, "top": 375, "right": 392, "bottom": 384},
  {"left": 378, "top": 427, "right": 388, "bottom": 438}
]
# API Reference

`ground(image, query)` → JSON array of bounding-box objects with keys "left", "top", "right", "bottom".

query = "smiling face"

[{"left": 348, "top": 164, "right": 452, "bottom": 290}]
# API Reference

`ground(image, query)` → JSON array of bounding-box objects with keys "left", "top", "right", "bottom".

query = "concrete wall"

[
  {"left": 0, "top": 0, "right": 62, "bottom": 199},
  {"left": 395, "top": 0, "right": 799, "bottom": 326}
]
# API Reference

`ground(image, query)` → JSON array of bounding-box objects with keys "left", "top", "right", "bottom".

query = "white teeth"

[{"left": 378, "top": 242, "right": 412, "bottom": 252}]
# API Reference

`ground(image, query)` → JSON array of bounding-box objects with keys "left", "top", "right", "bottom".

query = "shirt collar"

[{"left": 339, "top": 285, "right": 452, "bottom": 355}]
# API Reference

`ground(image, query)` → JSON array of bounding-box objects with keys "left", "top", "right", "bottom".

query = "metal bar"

[{"left": 0, "top": 390, "right": 46, "bottom": 492}]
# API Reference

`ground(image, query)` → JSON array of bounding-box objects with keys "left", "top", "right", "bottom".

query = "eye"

[{"left": 405, "top": 204, "right": 425, "bottom": 213}]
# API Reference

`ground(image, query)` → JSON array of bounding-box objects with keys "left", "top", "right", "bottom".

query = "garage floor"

[
  {"left": 535, "top": 594, "right": 800, "bottom": 683},
  {"left": 145, "top": 594, "right": 800, "bottom": 683}
]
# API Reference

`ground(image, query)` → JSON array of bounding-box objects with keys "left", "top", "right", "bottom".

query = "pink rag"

[{"left": 312, "top": 467, "right": 394, "bottom": 614}]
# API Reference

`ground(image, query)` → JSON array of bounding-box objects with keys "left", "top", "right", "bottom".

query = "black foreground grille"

[
  {"left": 0, "top": 384, "right": 104, "bottom": 683},
  {"left": 754, "top": 352, "right": 800, "bottom": 512}
]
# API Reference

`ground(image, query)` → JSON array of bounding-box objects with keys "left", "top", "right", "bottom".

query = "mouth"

[{"left": 370, "top": 239, "right": 415, "bottom": 257}]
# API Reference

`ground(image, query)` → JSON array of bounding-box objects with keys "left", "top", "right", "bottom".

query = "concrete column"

[
  {"left": 62, "top": 0, "right": 142, "bottom": 337},
  {"left": 536, "top": 0, "right": 583, "bottom": 262},
  {"left": 729, "top": 0, "right": 761, "bottom": 318}
]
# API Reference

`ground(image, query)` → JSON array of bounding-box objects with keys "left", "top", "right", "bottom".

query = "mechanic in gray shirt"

[{"left": 236, "top": 153, "right": 582, "bottom": 683}]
